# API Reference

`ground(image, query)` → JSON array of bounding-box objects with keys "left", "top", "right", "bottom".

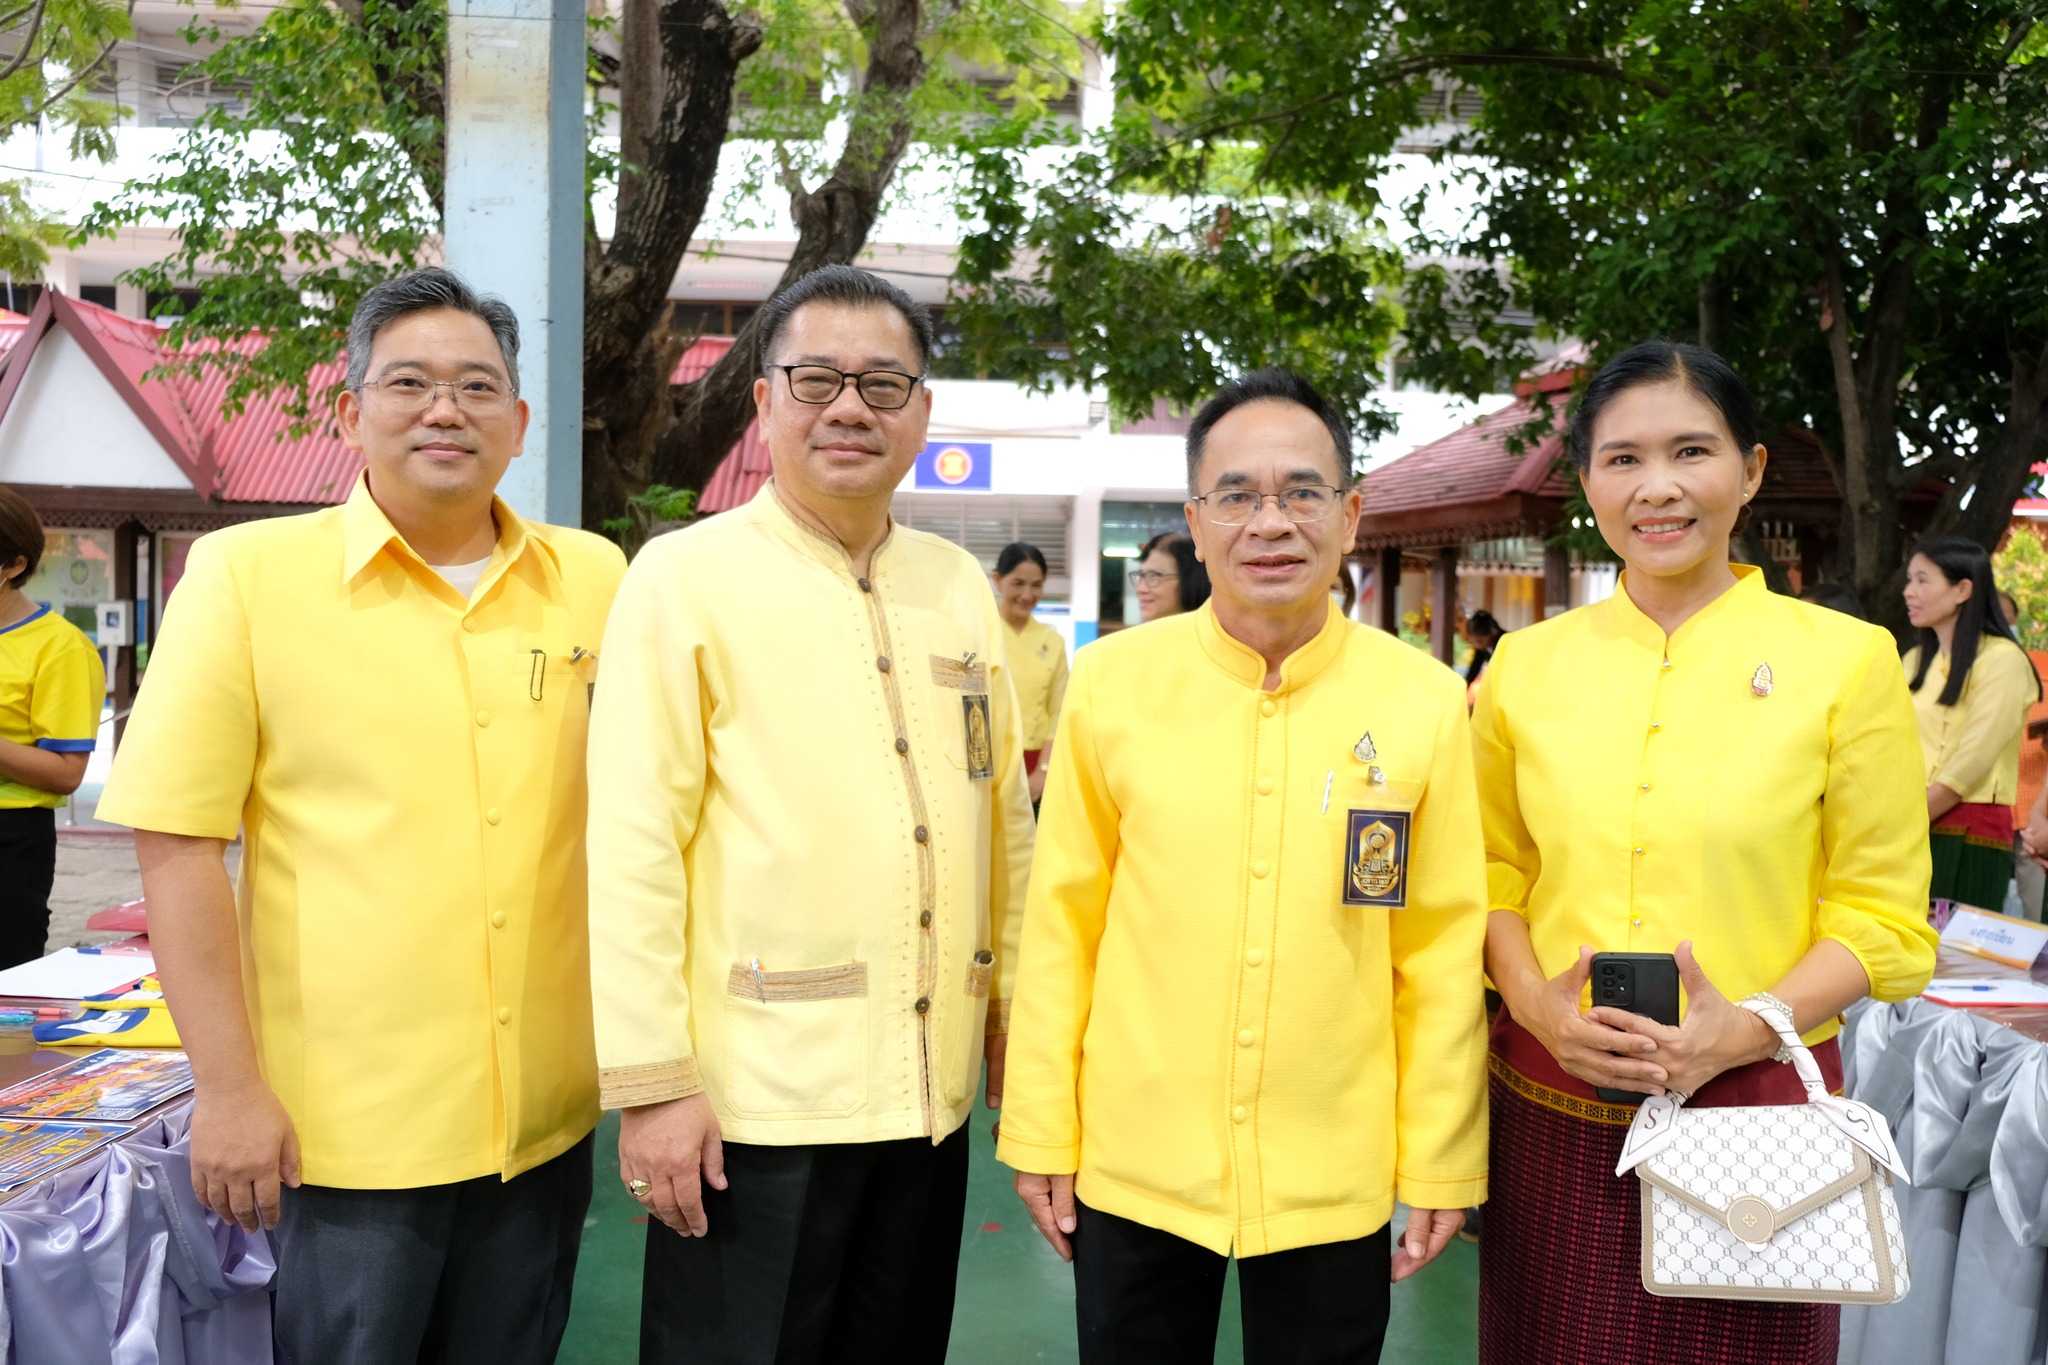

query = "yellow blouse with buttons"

[
  {"left": 1904, "top": 634, "right": 2039, "bottom": 807},
  {"left": 1002, "top": 615, "right": 1069, "bottom": 753},
  {"left": 1472, "top": 566, "right": 1939, "bottom": 1039}
]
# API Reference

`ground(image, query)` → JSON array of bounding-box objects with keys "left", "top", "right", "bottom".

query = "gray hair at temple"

[{"left": 345, "top": 267, "right": 521, "bottom": 395}]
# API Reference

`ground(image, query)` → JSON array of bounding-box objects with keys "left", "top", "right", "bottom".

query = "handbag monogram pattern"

[{"left": 1615, "top": 999, "right": 1911, "bottom": 1304}]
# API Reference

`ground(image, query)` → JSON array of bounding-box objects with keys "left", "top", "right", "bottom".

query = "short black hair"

[
  {"left": 995, "top": 542, "right": 1047, "bottom": 578},
  {"left": 0, "top": 484, "right": 44, "bottom": 589},
  {"left": 1139, "top": 532, "right": 1211, "bottom": 614},
  {"left": 1467, "top": 609, "right": 1503, "bottom": 640},
  {"left": 1185, "top": 368, "right": 1353, "bottom": 493},
  {"left": 346, "top": 267, "right": 520, "bottom": 393},
  {"left": 755, "top": 264, "right": 934, "bottom": 372},
  {"left": 1567, "top": 341, "right": 1762, "bottom": 473}
]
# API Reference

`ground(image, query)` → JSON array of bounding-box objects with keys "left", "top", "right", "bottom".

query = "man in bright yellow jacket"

[
  {"left": 999, "top": 369, "right": 1489, "bottom": 1361},
  {"left": 587, "top": 265, "right": 1034, "bottom": 1363}
]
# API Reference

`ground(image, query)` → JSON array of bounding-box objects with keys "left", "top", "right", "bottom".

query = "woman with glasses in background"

[
  {"left": 995, "top": 542, "right": 1069, "bottom": 805},
  {"left": 1130, "top": 532, "right": 1210, "bottom": 623}
]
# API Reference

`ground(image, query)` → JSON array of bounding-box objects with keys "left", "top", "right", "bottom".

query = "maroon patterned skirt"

[{"left": 1478, "top": 1011, "right": 1843, "bottom": 1365}]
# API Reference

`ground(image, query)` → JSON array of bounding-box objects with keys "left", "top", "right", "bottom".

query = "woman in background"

[
  {"left": 994, "top": 542, "right": 1069, "bottom": 805},
  {"left": 1130, "top": 532, "right": 1209, "bottom": 623},
  {"left": 1903, "top": 535, "right": 2042, "bottom": 908},
  {"left": 0, "top": 486, "right": 106, "bottom": 969}
]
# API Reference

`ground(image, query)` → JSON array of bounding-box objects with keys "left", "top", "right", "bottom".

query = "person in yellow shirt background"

[
  {"left": 1472, "top": 342, "right": 1936, "bottom": 1365},
  {"left": 994, "top": 540, "right": 1068, "bottom": 805},
  {"left": 587, "top": 264, "right": 1034, "bottom": 1364},
  {"left": 1000, "top": 369, "right": 1487, "bottom": 1363},
  {"left": 0, "top": 485, "right": 106, "bottom": 969},
  {"left": 96, "top": 269, "right": 626, "bottom": 1362},
  {"left": 1902, "top": 534, "right": 2042, "bottom": 909}
]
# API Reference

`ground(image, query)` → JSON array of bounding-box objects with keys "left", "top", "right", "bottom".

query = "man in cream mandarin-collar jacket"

[{"left": 587, "top": 265, "right": 1034, "bottom": 1364}]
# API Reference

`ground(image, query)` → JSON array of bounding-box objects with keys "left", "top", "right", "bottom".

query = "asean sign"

[{"left": 914, "top": 441, "right": 993, "bottom": 490}]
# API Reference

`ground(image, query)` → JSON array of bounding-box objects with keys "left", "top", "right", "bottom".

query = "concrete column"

[
  {"left": 1430, "top": 546, "right": 1458, "bottom": 664},
  {"left": 115, "top": 282, "right": 148, "bottom": 320},
  {"left": 444, "top": 0, "right": 585, "bottom": 526},
  {"left": 40, "top": 253, "right": 80, "bottom": 297},
  {"left": 1069, "top": 486, "right": 1104, "bottom": 646},
  {"left": 1377, "top": 546, "right": 1402, "bottom": 633}
]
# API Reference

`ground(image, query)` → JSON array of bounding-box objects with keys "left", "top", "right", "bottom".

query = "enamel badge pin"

[
  {"left": 1352, "top": 731, "right": 1377, "bottom": 763},
  {"left": 1751, "top": 663, "right": 1773, "bottom": 698}
]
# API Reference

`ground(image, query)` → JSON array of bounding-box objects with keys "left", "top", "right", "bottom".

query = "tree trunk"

[
  {"left": 652, "top": 0, "right": 927, "bottom": 495},
  {"left": 1948, "top": 340, "right": 2048, "bottom": 553},
  {"left": 580, "top": 0, "right": 763, "bottom": 532}
]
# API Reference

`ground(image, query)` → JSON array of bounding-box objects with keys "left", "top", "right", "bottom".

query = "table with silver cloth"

[
  {"left": 0, "top": 1099, "right": 274, "bottom": 1363},
  {"left": 1837, "top": 986, "right": 2048, "bottom": 1365}
]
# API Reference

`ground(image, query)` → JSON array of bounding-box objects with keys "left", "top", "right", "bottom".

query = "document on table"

[
  {"left": 0, "top": 1049, "right": 192, "bottom": 1122},
  {"left": 0, "top": 948, "right": 154, "bottom": 1001},
  {"left": 0, "top": 1119, "right": 130, "bottom": 1190},
  {"left": 1923, "top": 977, "right": 2048, "bottom": 1008}
]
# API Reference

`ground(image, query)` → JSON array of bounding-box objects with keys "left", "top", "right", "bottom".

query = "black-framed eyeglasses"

[
  {"left": 768, "top": 364, "right": 924, "bottom": 411},
  {"left": 1191, "top": 484, "right": 1344, "bottom": 525}
]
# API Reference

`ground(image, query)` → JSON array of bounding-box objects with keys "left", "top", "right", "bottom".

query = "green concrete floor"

[{"left": 559, "top": 1109, "right": 1479, "bottom": 1364}]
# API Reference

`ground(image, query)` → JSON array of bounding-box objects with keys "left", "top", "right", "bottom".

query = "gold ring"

[{"left": 626, "top": 1179, "right": 652, "bottom": 1199}]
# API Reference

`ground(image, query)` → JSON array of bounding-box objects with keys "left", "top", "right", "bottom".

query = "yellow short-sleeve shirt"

[
  {"left": 0, "top": 606, "right": 106, "bottom": 809},
  {"left": 96, "top": 475, "right": 626, "bottom": 1188}
]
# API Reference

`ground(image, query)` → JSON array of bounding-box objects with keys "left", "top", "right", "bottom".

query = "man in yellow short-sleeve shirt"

[
  {"left": 588, "top": 265, "right": 1034, "bottom": 1363},
  {"left": 999, "top": 370, "right": 1489, "bottom": 1360},
  {"left": 96, "top": 269, "right": 625, "bottom": 1363}
]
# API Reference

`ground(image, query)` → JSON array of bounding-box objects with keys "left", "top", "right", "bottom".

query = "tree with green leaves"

[
  {"left": 953, "top": 1, "right": 2048, "bottom": 620},
  {"left": 80, "top": 0, "right": 1083, "bottom": 529},
  {"left": 0, "top": 0, "right": 130, "bottom": 276}
]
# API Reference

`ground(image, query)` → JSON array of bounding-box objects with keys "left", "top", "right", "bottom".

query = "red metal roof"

[
  {"left": 1357, "top": 392, "right": 1570, "bottom": 525},
  {"left": 684, "top": 336, "right": 773, "bottom": 513}
]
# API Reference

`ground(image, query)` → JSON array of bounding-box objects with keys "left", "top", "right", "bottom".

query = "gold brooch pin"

[
  {"left": 1751, "top": 663, "right": 1773, "bottom": 697},
  {"left": 1353, "top": 731, "right": 1377, "bottom": 762}
]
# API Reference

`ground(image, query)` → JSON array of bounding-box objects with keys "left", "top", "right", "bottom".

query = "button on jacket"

[
  {"left": 1473, "top": 566, "right": 1937, "bottom": 1036},
  {"left": 1003, "top": 615, "right": 1069, "bottom": 752},
  {"left": 1905, "top": 635, "right": 2040, "bottom": 807},
  {"left": 585, "top": 485, "right": 1035, "bottom": 1146},
  {"left": 996, "top": 604, "right": 1489, "bottom": 1257},
  {"left": 97, "top": 475, "right": 625, "bottom": 1188}
]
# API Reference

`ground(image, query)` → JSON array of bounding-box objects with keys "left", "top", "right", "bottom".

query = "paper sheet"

[
  {"left": 0, "top": 948, "right": 155, "bottom": 1001},
  {"left": 0, "top": 1049, "right": 192, "bottom": 1122},
  {"left": 1923, "top": 977, "right": 2048, "bottom": 1008}
]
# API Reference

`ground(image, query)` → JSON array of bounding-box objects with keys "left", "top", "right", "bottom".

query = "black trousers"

[
  {"left": 1073, "top": 1200, "right": 1392, "bottom": 1365},
  {"left": 0, "top": 806, "right": 55, "bottom": 970},
  {"left": 641, "top": 1126, "right": 970, "bottom": 1365},
  {"left": 270, "top": 1131, "right": 594, "bottom": 1365}
]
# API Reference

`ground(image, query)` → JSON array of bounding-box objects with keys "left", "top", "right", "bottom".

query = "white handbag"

[{"left": 1614, "top": 997, "right": 1911, "bottom": 1304}]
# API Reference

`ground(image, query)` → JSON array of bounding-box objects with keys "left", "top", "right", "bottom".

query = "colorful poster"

[
  {"left": 0, "top": 1049, "right": 192, "bottom": 1122},
  {"left": 0, "top": 1119, "right": 129, "bottom": 1190}
]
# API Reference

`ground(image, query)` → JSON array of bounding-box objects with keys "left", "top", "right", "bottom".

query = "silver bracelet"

[{"left": 1738, "top": 991, "right": 1797, "bottom": 1064}]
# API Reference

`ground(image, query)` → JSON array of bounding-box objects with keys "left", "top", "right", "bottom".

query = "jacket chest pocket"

[
  {"left": 1332, "top": 774, "right": 1421, "bottom": 909},
  {"left": 928, "top": 654, "right": 994, "bottom": 780}
]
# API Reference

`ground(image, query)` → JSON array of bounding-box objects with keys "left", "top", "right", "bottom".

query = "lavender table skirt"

[{"left": 0, "top": 1101, "right": 273, "bottom": 1364}]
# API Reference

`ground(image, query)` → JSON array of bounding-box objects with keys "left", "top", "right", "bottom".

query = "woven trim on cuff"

[
  {"left": 985, "top": 998, "right": 1013, "bottom": 1034},
  {"left": 598, "top": 1056, "right": 705, "bottom": 1110}
]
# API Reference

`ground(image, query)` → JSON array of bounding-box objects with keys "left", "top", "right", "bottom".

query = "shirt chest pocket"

[
  {"left": 499, "top": 648, "right": 591, "bottom": 720},
  {"left": 1330, "top": 773, "right": 1422, "bottom": 909}
]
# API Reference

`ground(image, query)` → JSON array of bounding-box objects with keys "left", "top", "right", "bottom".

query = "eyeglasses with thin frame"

[
  {"left": 359, "top": 371, "right": 518, "bottom": 416},
  {"left": 768, "top": 364, "right": 924, "bottom": 411},
  {"left": 1128, "top": 568, "right": 1180, "bottom": 587},
  {"left": 1191, "top": 484, "right": 1344, "bottom": 526}
]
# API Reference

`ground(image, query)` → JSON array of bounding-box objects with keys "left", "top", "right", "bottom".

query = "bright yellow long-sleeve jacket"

[
  {"left": 997, "top": 603, "right": 1490, "bottom": 1257},
  {"left": 585, "top": 486, "right": 1035, "bottom": 1146},
  {"left": 1473, "top": 567, "right": 1937, "bottom": 1035}
]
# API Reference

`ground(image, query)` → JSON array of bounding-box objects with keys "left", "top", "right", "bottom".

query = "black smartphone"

[{"left": 1589, "top": 952, "right": 1681, "bottom": 1105}]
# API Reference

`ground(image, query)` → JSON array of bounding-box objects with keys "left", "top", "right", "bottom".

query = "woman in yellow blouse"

[
  {"left": 1901, "top": 535, "right": 2041, "bottom": 908},
  {"left": 0, "top": 487, "right": 106, "bottom": 969},
  {"left": 994, "top": 542, "right": 1069, "bottom": 804},
  {"left": 1471, "top": 344, "right": 1936, "bottom": 1365}
]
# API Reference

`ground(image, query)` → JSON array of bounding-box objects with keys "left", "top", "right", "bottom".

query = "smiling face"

[
  {"left": 1581, "top": 378, "right": 1765, "bottom": 585},
  {"left": 995, "top": 558, "right": 1045, "bottom": 624},
  {"left": 1134, "top": 546, "right": 1183, "bottom": 621},
  {"left": 336, "top": 307, "right": 528, "bottom": 509},
  {"left": 1903, "top": 553, "right": 1973, "bottom": 632},
  {"left": 1186, "top": 398, "right": 1361, "bottom": 620},
  {"left": 753, "top": 301, "right": 931, "bottom": 508}
]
